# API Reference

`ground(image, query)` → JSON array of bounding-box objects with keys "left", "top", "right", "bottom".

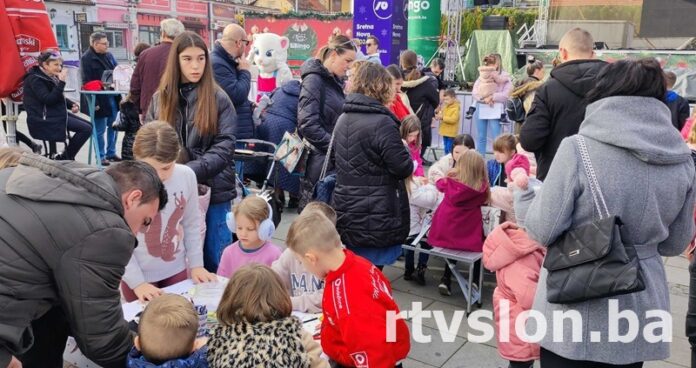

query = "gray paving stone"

[
  {"left": 407, "top": 321, "right": 466, "bottom": 367},
  {"left": 394, "top": 290, "right": 436, "bottom": 320},
  {"left": 441, "top": 342, "right": 508, "bottom": 368},
  {"left": 665, "top": 265, "right": 691, "bottom": 288},
  {"left": 402, "top": 358, "right": 439, "bottom": 368}
]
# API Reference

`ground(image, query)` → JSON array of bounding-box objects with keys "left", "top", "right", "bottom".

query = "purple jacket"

[{"left": 130, "top": 42, "right": 172, "bottom": 114}]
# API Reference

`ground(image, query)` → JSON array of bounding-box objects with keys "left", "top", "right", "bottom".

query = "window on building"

[
  {"left": 104, "top": 29, "right": 124, "bottom": 48},
  {"left": 139, "top": 26, "right": 160, "bottom": 46},
  {"left": 55, "top": 24, "right": 69, "bottom": 50}
]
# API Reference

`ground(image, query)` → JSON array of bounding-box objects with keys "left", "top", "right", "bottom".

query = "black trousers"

[
  {"left": 65, "top": 114, "right": 92, "bottom": 159},
  {"left": 18, "top": 307, "right": 70, "bottom": 368},
  {"left": 687, "top": 258, "right": 696, "bottom": 368},
  {"left": 540, "top": 347, "right": 643, "bottom": 368}
]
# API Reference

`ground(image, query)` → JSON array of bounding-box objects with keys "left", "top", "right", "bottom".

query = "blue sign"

[{"left": 353, "top": 0, "right": 408, "bottom": 65}]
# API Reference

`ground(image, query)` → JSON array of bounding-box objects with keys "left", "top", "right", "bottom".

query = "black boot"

[
  {"left": 403, "top": 266, "right": 414, "bottom": 281},
  {"left": 465, "top": 106, "right": 476, "bottom": 120},
  {"left": 415, "top": 265, "right": 427, "bottom": 286}
]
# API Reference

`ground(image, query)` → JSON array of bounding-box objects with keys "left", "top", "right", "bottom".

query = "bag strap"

[
  {"left": 319, "top": 119, "right": 338, "bottom": 181},
  {"left": 575, "top": 135, "right": 610, "bottom": 219}
]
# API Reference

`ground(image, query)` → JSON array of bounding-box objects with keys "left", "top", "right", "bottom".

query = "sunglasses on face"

[{"left": 366, "top": 43, "right": 374, "bottom": 47}]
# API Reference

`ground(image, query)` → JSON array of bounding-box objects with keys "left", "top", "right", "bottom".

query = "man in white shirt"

[{"left": 364, "top": 36, "right": 382, "bottom": 65}]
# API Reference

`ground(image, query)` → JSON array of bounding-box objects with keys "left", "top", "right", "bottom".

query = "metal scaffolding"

[{"left": 443, "top": 0, "right": 466, "bottom": 82}]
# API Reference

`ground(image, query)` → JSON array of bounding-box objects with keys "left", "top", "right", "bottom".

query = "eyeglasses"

[
  {"left": 97, "top": 41, "right": 109, "bottom": 46},
  {"left": 366, "top": 43, "right": 375, "bottom": 47}
]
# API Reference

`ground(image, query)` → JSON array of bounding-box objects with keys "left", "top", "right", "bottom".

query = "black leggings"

[
  {"left": 540, "top": 347, "right": 643, "bottom": 368},
  {"left": 687, "top": 258, "right": 696, "bottom": 368},
  {"left": 509, "top": 360, "right": 534, "bottom": 368}
]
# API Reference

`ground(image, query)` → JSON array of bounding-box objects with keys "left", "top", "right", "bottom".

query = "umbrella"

[{"left": 0, "top": 0, "right": 58, "bottom": 100}]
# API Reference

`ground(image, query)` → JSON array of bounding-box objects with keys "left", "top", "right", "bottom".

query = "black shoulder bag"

[{"left": 543, "top": 135, "right": 645, "bottom": 304}]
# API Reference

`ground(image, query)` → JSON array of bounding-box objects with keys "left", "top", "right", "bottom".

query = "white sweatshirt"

[
  {"left": 123, "top": 164, "right": 204, "bottom": 288},
  {"left": 272, "top": 249, "right": 324, "bottom": 313}
]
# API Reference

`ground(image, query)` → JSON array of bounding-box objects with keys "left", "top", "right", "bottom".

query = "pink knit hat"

[{"left": 505, "top": 153, "right": 530, "bottom": 178}]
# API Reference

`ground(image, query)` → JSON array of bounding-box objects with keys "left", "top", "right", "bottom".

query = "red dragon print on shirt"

[{"left": 141, "top": 191, "right": 187, "bottom": 261}]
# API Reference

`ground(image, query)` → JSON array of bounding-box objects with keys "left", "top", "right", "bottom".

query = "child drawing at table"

[
  {"left": 121, "top": 121, "right": 216, "bottom": 302},
  {"left": 127, "top": 294, "right": 209, "bottom": 367},
  {"left": 216, "top": 196, "right": 282, "bottom": 278},
  {"left": 207, "top": 264, "right": 328, "bottom": 368},
  {"left": 272, "top": 201, "right": 334, "bottom": 313}
]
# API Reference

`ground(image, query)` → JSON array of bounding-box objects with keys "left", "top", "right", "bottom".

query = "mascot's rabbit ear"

[{"left": 280, "top": 36, "right": 289, "bottom": 50}]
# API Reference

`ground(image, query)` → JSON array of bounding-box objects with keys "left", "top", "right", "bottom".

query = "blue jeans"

[
  {"left": 443, "top": 136, "right": 454, "bottom": 155},
  {"left": 94, "top": 97, "right": 119, "bottom": 159},
  {"left": 474, "top": 106, "right": 502, "bottom": 156},
  {"left": 106, "top": 97, "right": 118, "bottom": 157},
  {"left": 404, "top": 236, "right": 431, "bottom": 272},
  {"left": 203, "top": 201, "right": 232, "bottom": 273}
]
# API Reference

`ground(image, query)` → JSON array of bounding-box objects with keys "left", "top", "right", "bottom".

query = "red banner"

[
  {"left": 244, "top": 16, "right": 352, "bottom": 74},
  {"left": 1, "top": 0, "right": 59, "bottom": 101}
]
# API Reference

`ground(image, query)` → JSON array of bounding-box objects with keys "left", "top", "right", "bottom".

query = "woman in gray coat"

[{"left": 525, "top": 58, "right": 695, "bottom": 367}]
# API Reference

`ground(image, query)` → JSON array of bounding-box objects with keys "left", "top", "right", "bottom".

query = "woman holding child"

[
  {"left": 145, "top": 31, "right": 237, "bottom": 273},
  {"left": 332, "top": 62, "right": 414, "bottom": 268},
  {"left": 471, "top": 53, "right": 512, "bottom": 155}
]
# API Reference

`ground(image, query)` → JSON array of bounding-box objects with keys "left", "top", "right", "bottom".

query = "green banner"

[{"left": 407, "top": 0, "right": 441, "bottom": 62}]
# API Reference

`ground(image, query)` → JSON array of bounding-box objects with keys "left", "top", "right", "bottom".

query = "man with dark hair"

[
  {"left": 664, "top": 71, "right": 690, "bottom": 131},
  {"left": 427, "top": 57, "right": 446, "bottom": 91},
  {"left": 519, "top": 27, "right": 606, "bottom": 181},
  {"left": 365, "top": 36, "right": 382, "bottom": 65},
  {"left": 81, "top": 31, "right": 121, "bottom": 166},
  {"left": 0, "top": 155, "right": 166, "bottom": 368}
]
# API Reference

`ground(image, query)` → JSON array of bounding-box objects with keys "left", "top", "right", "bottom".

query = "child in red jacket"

[
  {"left": 286, "top": 212, "right": 411, "bottom": 368},
  {"left": 428, "top": 150, "right": 490, "bottom": 296}
]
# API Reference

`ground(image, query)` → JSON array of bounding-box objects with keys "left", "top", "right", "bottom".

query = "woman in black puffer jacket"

[
  {"left": 400, "top": 50, "right": 439, "bottom": 161},
  {"left": 297, "top": 35, "right": 357, "bottom": 211},
  {"left": 332, "top": 62, "right": 414, "bottom": 267}
]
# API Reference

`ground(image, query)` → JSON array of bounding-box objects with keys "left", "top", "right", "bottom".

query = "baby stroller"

[{"left": 234, "top": 139, "right": 283, "bottom": 226}]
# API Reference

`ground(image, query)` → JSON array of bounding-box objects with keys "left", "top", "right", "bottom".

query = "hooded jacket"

[
  {"left": 207, "top": 317, "right": 328, "bottom": 368},
  {"left": 428, "top": 177, "right": 489, "bottom": 251},
  {"left": 526, "top": 96, "right": 695, "bottom": 364},
  {"left": 297, "top": 59, "right": 346, "bottom": 204},
  {"left": 332, "top": 94, "right": 413, "bottom": 249},
  {"left": 482, "top": 223, "right": 545, "bottom": 362},
  {"left": 402, "top": 74, "right": 439, "bottom": 135},
  {"left": 212, "top": 43, "right": 254, "bottom": 140},
  {"left": 127, "top": 346, "right": 208, "bottom": 368},
  {"left": 146, "top": 85, "right": 237, "bottom": 204},
  {"left": 519, "top": 59, "right": 606, "bottom": 180},
  {"left": 22, "top": 66, "right": 72, "bottom": 141},
  {"left": 0, "top": 154, "right": 136, "bottom": 368}
]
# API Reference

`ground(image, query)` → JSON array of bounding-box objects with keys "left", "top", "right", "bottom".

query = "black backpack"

[{"left": 505, "top": 97, "right": 525, "bottom": 123}]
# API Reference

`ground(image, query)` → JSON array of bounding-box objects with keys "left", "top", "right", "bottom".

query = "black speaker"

[{"left": 482, "top": 16, "right": 508, "bottom": 30}]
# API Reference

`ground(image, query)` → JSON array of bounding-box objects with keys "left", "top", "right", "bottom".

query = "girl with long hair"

[
  {"left": 400, "top": 50, "right": 439, "bottom": 164},
  {"left": 145, "top": 31, "right": 238, "bottom": 273},
  {"left": 428, "top": 150, "right": 490, "bottom": 295}
]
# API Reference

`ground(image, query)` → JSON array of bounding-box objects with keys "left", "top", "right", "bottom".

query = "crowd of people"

[{"left": 0, "top": 20, "right": 695, "bottom": 368}]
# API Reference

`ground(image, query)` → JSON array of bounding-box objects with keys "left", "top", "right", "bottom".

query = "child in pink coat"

[
  {"left": 428, "top": 150, "right": 490, "bottom": 296},
  {"left": 483, "top": 177, "right": 544, "bottom": 368}
]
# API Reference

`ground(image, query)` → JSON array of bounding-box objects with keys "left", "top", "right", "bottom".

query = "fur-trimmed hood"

[{"left": 207, "top": 316, "right": 311, "bottom": 368}]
